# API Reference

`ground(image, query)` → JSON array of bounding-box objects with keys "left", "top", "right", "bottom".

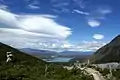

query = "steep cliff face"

[{"left": 90, "top": 35, "right": 120, "bottom": 63}]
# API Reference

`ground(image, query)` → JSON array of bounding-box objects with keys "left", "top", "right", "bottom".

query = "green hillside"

[
  {"left": 0, "top": 42, "right": 45, "bottom": 65},
  {"left": 0, "top": 42, "right": 93, "bottom": 80}
]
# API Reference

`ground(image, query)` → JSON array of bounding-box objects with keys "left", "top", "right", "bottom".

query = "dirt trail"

[{"left": 85, "top": 68, "right": 105, "bottom": 80}]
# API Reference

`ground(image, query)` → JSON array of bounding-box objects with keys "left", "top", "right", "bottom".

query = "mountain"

[
  {"left": 59, "top": 51, "right": 93, "bottom": 63},
  {"left": 0, "top": 42, "right": 45, "bottom": 64},
  {"left": 20, "top": 48, "right": 58, "bottom": 58},
  {"left": 0, "top": 42, "right": 93, "bottom": 80},
  {"left": 59, "top": 51, "right": 93, "bottom": 57},
  {"left": 90, "top": 35, "right": 120, "bottom": 63}
]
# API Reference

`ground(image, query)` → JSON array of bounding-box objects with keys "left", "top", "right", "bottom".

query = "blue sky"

[{"left": 0, "top": 0, "right": 119, "bottom": 52}]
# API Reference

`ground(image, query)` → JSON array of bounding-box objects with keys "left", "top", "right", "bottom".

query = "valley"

[{"left": 1, "top": 35, "right": 120, "bottom": 80}]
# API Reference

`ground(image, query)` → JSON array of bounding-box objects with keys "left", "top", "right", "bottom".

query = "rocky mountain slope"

[{"left": 90, "top": 35, "right": 120, "bottom": 63}]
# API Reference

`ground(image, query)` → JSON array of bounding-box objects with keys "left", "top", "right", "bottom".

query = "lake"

[{"left": 42, "top": 57, "right": 73, "bottom": 62}]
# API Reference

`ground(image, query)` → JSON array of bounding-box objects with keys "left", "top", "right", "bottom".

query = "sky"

[{"left": 0, "top": 0, "right": 119, "bottom": 52}]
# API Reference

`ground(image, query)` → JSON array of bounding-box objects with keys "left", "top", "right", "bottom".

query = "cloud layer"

[
  {"left": 0, "top": 9, "right": 72, "bottom": 50},
  {"left": 0, "top": 9, "right": 71, "bottom": 39},
  {"left": 0, "top": 1, "right": 109, "bottom": 52},
  {"left": 49, "top": 41, "right": 106, "bottom": 52}
]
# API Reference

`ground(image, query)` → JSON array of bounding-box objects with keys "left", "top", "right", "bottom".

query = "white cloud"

[
  {"left": 51, "top": 0, "right": 70, "bottom": 13},
  {"left": 51, "top": 0, "right": 87, "bottom": 13},
  {"left": 40, "top": 14, "right": 57, "bottom": 18},
  {"left": 87, "top": 19, "right": 101, "bottom": 27},
  {"left": 0, "top": 9, "right": 18, "bottom": 28},
  {"left": 53, "top": 2, "right": 69, "bottom": 7},
  {"left": 0, "top": 9, "right": 71, "bottom": 39},
  {"left": 19, "top": 15, "right": 71, "bottom": 39},
  {"left": 61, "top": 42, "right": 73, "bottom": 49},
  {"left": 44, "top": 40, "right": 106, "bottom": 52},
  {"left": 61, "top": 8, "right": 70, "bottom": 13},
  {"left": 93, "top": 34, "right": 104, "bottom": 40},
  {"left": 0, "top": 28, "right": 69, "bottom": 50},
  {"left": 76, "top": 41, "right": 106, "bottom": 51},
  {"left": 73, "top": 0, "right": 86, "bottom": 9},
  {"left": 0, "top": 4, "right": 8, "bottom": 10},
  {"left": 0, "top": 9, "right": 72, "bottom": 50},
  {"left": 97, "top": 6, "right": 112, "bottom": 14},
  {"left": 27, "top": 4, "right": 40, "bottom": 9},
  {"left": 46, "top": 40, "right": 106, "bottom": 52},
  {"left": 99, "top": 9, "right": 111, "bottom": 14},
  {"left": 27, "top": 0, "right": 40, "bottom": 9},
  {"left": 87, "top": 6, "right": 112, "bottom": 27},
  {"left": 0, "top": 28, "right": 106, "bottom": 52},
  {"left": 73, "top": 10, "right": 89, "bottom": 15}
]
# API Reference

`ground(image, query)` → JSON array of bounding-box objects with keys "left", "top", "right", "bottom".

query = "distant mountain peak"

[
  {"left": 111, "top": 35, "right": 120, "bottom": 41},
  {"left": 20, "top": 48, "right": 58, "bottom": 58},
  {"left": 108, "top": 34, "right": 120, "bottom": 46}
]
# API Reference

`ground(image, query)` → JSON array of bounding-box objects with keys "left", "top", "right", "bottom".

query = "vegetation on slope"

[
  {"left": 0, "top": 42, "right": 93, "bottom": 80},
  {"left": 94, "top": 67, "right": 120, "bottom": 80},
  {"left": 0, "top": 64, "right": 94, "bottom": 80}
]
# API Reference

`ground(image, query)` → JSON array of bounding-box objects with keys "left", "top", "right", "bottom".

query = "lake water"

[{"left": 42, "top": 57, "right": 73, "bottom": 62}]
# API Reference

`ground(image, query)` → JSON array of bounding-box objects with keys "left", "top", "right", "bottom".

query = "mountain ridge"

[
  {"left": 0, "top": 42, "right": 45, "bottom": 65},
  {"left": 20, "top": 48, "right": 58, "bottom": 59},
  {"left": 90, "top": 35, "right": 120, "bottom": 63}
]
